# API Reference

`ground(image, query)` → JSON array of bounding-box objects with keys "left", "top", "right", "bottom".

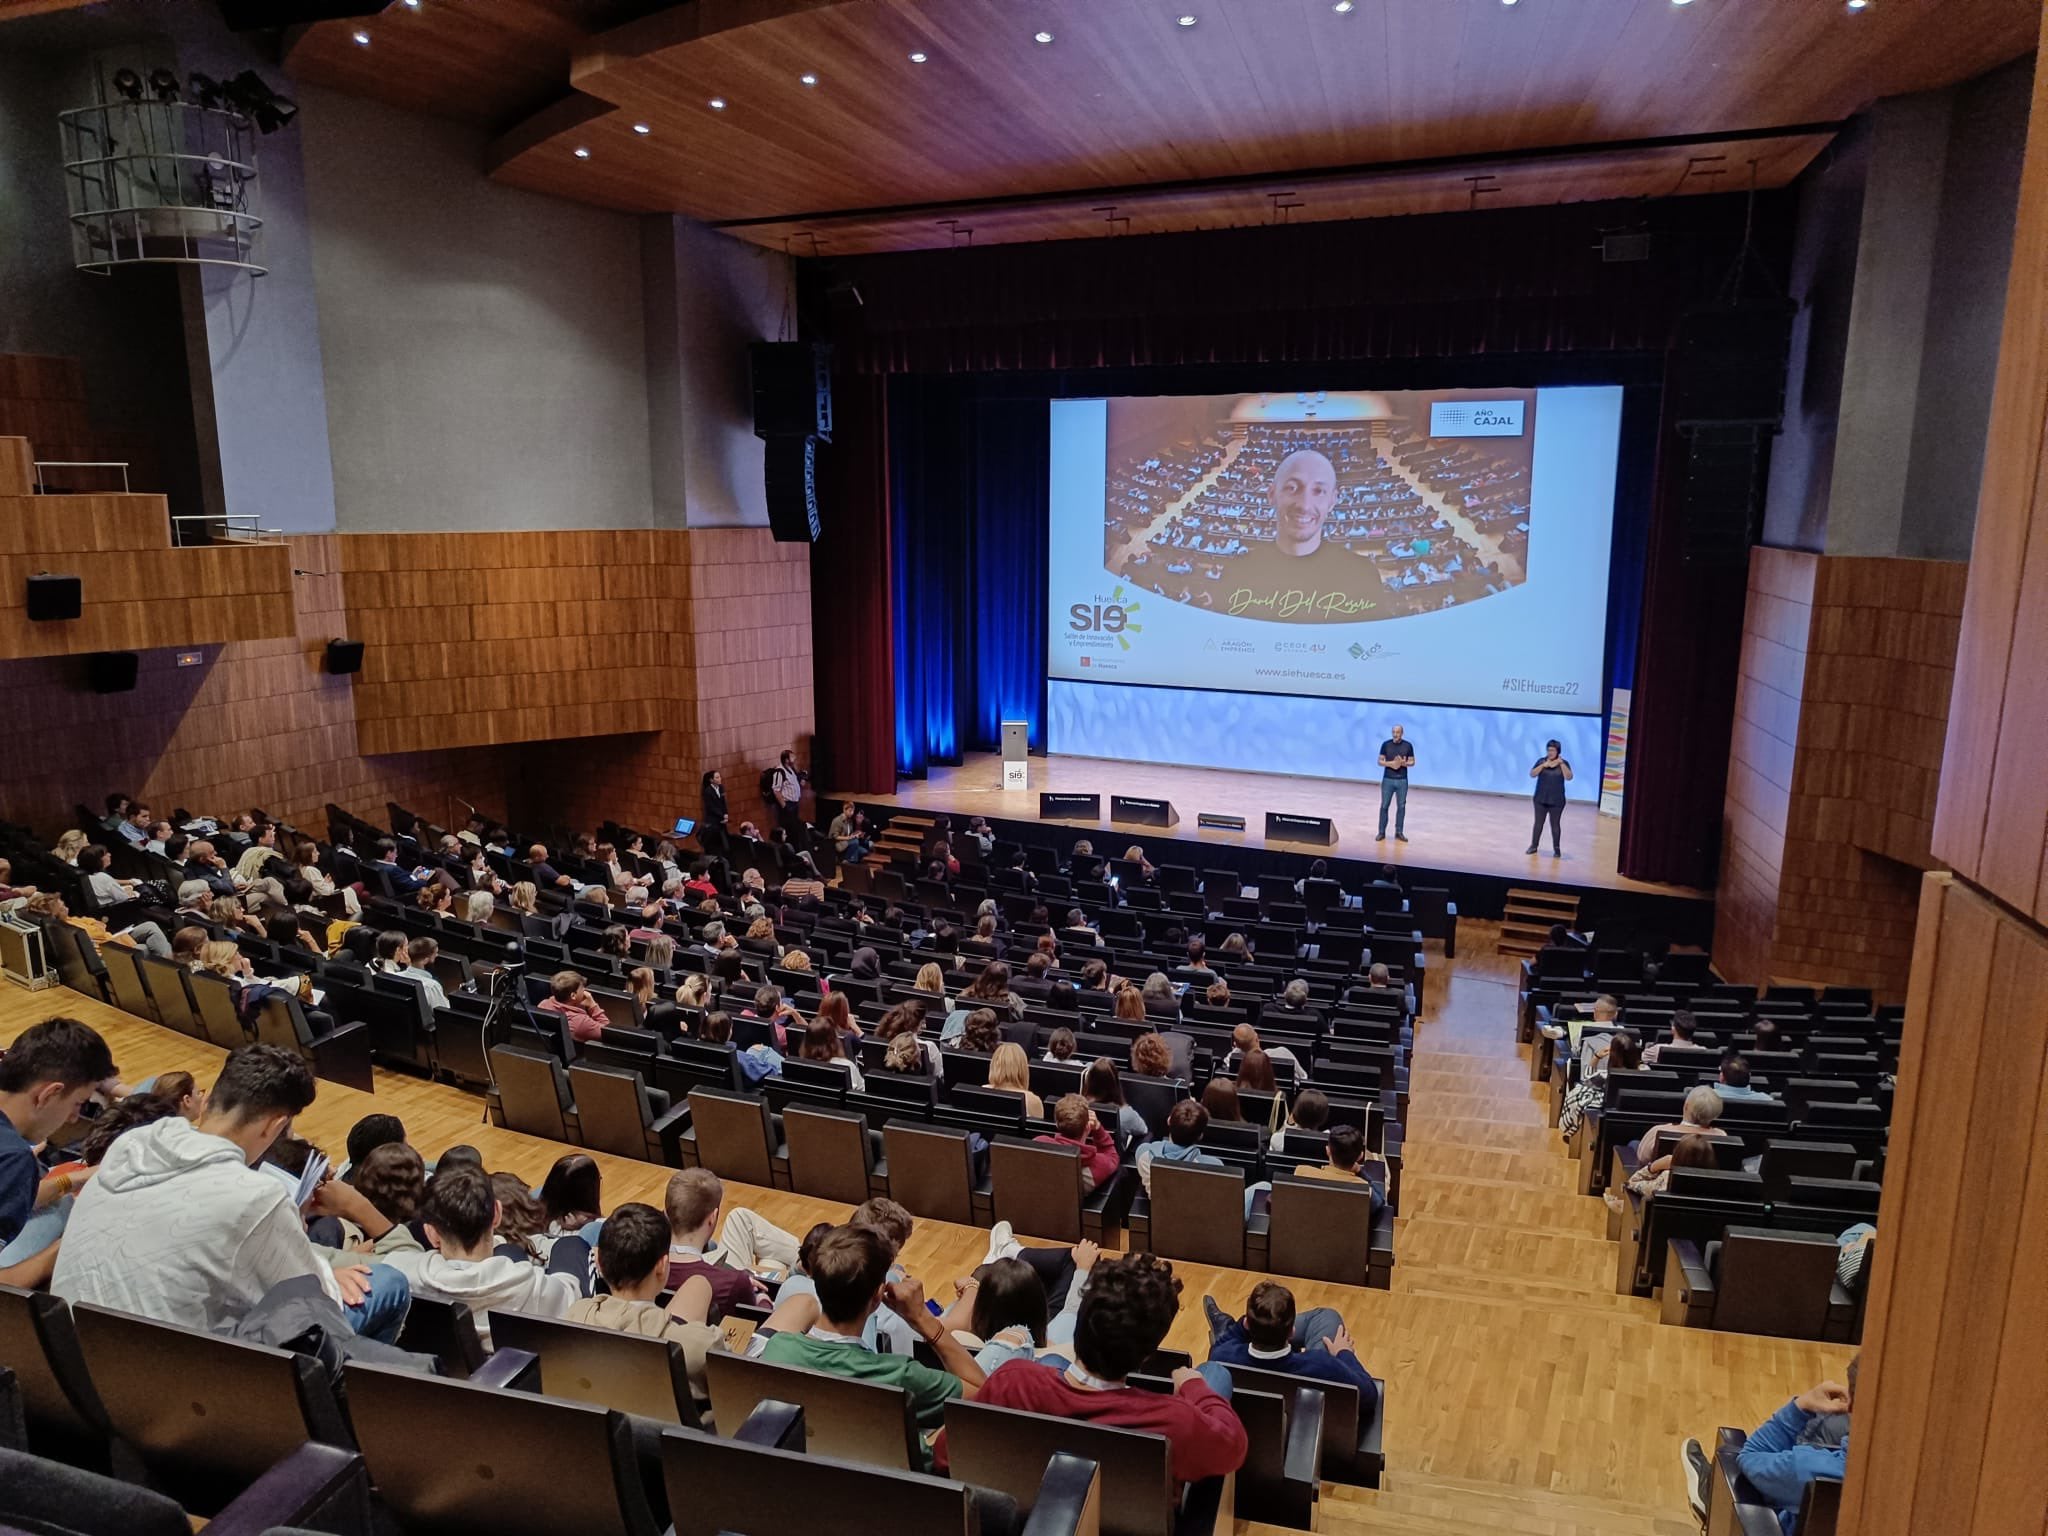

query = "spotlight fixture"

[
  {"left": 351, "top": 29, "right": 370, "bottom": 45},
  {"left": 1034, "top": 30, "right": 1054, "bottom": 43},
  {"left": 1845, "top": 0, "right": 1869, "bottom": 8},
  {"left": 799, "top": 71, "right": 818, "bottom": 86},
  {"left": 148, "top": 67, "right": 180, "bottom": 101},
  {"left": 708, "top": 96, "right": 727, "bottom": 110},
  {"left": 632, "top": 122, "right": 650, "bottom": 134},
  {"left": 1177, "top": 14, "right": 1197, "bottom": 25},
  {"left": 572, "top": 145, "right": 590, "bottom": 158},
  {"left": 189, "top": 71, "right": 226, "bottom": 109},
  {"left": 908, "top": 50, "right": 928, "bottom": 62},
  {"left": 111, "top": 67, "right": 143, "bottom": 102},
  {"left": 1333, "top": 1, "right": 1354, "bottom": 11},
  {"left": 402, "top": 0, "right": 419, "bottom": 7}
]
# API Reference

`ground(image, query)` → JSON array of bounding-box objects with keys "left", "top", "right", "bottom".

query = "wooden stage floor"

[
  {"left": 2, "top": 932, "right": 1843, "bottom": 1534},
  {"left": 834, "top": 752, "right": 1703, "bottom": 899}
]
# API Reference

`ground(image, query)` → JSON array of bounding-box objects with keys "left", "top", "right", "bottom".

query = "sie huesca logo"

[{"left": 1068, "top": 585, "right": 1144, "bottom": 651}]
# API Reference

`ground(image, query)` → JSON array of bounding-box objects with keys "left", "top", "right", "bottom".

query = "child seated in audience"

[
  {"left": 566, "top": 1201, "right": 719, "bottom": 1424},
  {"left": 1202, "top": 1280, "right": 1381, "bottom": 1421},
  {"left": 933, "top": 1250, "right": 1246, "bottom": 1486},
  {"left": 1034, "top": 1093, "right": 1120, "bottom": 1192},
  {"left": 754, "top": 1224, "right": 986, "bottom": 1468},
  {"left": 1270, "top": 1087, "right": 1330, "bottom": 1151},
  {"left": 1624, "top": 1130, "right": 1719, "bottom": 1197},
  {"left": 383, "top": 1164, "right": 581, "bottom": 1346},
  {"left": 1135, "top": 1098, "right": 1224, "bottom": 1193},
  {"left": 1292, "top": 1124, "right": 1387, "bottom": 1217}
]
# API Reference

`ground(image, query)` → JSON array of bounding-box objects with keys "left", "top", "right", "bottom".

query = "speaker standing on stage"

[
  {"left": 1376, "top": 725, "right": 1413, "bottom": 843},
  {"left": 1527, "top": 740, "right": 1572, "bottom": 857}
]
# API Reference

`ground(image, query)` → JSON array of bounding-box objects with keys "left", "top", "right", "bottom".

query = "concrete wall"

[{"left": 297, "top": 85, "right": 654, "bottom": 532}]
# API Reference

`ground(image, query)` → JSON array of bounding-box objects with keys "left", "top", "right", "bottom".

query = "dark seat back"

[
  {"left": 487, "top": 1311, "right": 693, "bottom": 1424},
  {"left": 491, "top": 1044, "right": 576, "bottom": 1143},
  {"left": 783, "top": 1105, "right": 875, "bottom": 1204},
  {"left": 882, "top": 1123, "right": 980, "bottom": 1224},
  {"left": 568, "top": 1063, "right": 656, "bottom": 1160},
  {"left": 660, "top": 1421, "right": 979, "bottom": 1536},
  {"left": 944, "top": 1397, "right": 1173, "bottom": 1536},
  {"left": 0, "top": 1286, "right": 108, "bottom": 1470},
  {"left": 702, "top": 1350, "right": 920, "bottom": 1470},
  {"left": 135, "top": 954, "right": 203, "bottom": 1037},
  {"left": 1266, "top": 1174, "right": 1389, "bottom": 1287},
  {"left": 1713, "top": 1227, "right": 1841, "bottom": 1338},
  {"left": 1121, "top": 1075, "right": 1189, "bottom": 1139},
  {"left": 344, "top": 1361, "right": 654, "bottom": 1536},
  {"left": 989, "top": 1137, "right": 1084, "bottom": 1243},
  {"left": 686, "top": 1088, "right": 778, "bottom": 1186},
  {"left": 392, "top": 1295, "right": 487, "bottom": 1378},
  {"left": 1146, "top": 1159, "right": 1248, "bottom": 1268},
  {"left": 97, "top": 942, "right": 158, "bottom": 1025},
  {"left": 1757, "top": 1140, "right": 1861, "bottom": 1199},
  {"left": 71, "top": 1303, "right": 339, "bottom": 1516},
  {"left": 186, "top": 969, "right": 249, "bottom": 1051}
]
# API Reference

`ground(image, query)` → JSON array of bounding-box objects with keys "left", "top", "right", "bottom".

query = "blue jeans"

[
  {"left": 1378, "top": 779, "right": 1407, "bottom": 836},
  {"left": 342, "top": 1261, "right": 411, "bottom": 1345},
  {"left": 1195, "top": 1362, "right": 1235, "bottom": 1400},
  {"left": 0, "top": 1196, "right": 70, "bottom": 1266}
]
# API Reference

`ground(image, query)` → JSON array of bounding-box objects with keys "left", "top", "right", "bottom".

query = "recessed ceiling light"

[
  {"left": 351, "top": 28, "right": 370, "bottom": 44},
  {"left": 909, "top": 50, "right": 928, "bottom": 62},
  {"left": 708, "top": 97, "right": 726, "bottom": 110},
  {"left": 1333, "top": 1, "right": 1354, "bottom": 11},
  {"left": 401, "top": 0, "right": 419, "bottom": 9},
  {"left": 800, "top": 71, "right": 819, "bottom": 86},
  {"left": 572, "top": 146, "right": 590, "bottom": 158},
  {"left": 1034, "top": 30, "right": 1054, "bottom": 44},
  {"left": 1501, "top": 0, "right": 1518, "bottom": 6},
  {"left": 632, "top": 122, "right": 650, "bottom": 134},
  {"left": 1845, "top": 0, "right": 1868, "bottom": 8},
  {"left": 1177, "top": 14, "right": 1198, "bottom": 25},
  {"left": 1671, "top": 0, "right": 1694, "bottom": 6}
]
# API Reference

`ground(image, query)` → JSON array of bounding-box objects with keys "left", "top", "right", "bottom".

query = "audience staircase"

[{"left": 1499, "top": 887, "right": 1580, "bottom": 958}]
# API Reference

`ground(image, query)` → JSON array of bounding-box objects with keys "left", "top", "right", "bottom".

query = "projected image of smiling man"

[{"left": 1273, "top": 448, "right": 1336, "bottom": 556}]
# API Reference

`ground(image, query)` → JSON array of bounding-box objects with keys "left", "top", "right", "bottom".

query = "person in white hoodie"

[
  {"left": 384, "top": 1164, "right": 580, "bottom": 1347},
  {"left": 51, "top": 1044, "right": 410, "bottom": 1342}
]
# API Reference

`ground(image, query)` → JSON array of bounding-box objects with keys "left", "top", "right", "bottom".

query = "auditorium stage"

[{"left": 835, "top": 752, "right": 1705, "bottom": 902}]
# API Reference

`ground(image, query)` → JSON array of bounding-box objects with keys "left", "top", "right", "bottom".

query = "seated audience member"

[
  {"left": 1367, "top": 961, "right": 1393, "bottom": 989},
  {"left": 26, "top": 890, "right": 171, "bottom": 959},
  {"left": 348, "top": 1141, "right": 428, "bottom": 1232},
  {"left": 798, "top": 1017, "right": 866, "bottom": 1089},
  {"left": 1043, "top": 1027, "right": 1078, "bottom": 1063},
  {"left": 1624, "top": 1130, "right": 1720, "bottom": 1197},
  {"left": 1557, "top": 1029, "right": 1642, "bottom": 1140},
  {"left": 936, "top": 1251, "right": 1246, "bottom": 1484},
  {"left": 952, "top": 1008, "right": 1005, "bottom": 1054},
  {"left": 1233, "top": 1048, "right": 1279, "bottom": 1094},
  {"left": 986, "top": 1042, "right": 1043, "bottom": 1116},
  {"left": 1036, "top": 1094, "right": 1120, "bottom": 1193},
  {"left": 1225, "top": 1024, "right": 1302, "bottom": 1079},
  {"left": 1715, "top": 1054, "right": 1779, "bottom": 1102},
  {"left": 1540, "top": 992, "right": 1619, "bottom": 1043},
  {"left": 1201, "top": 1078, "right": 1246, "bottom": 1124},
  {"left": 772, "top": 1197, "right": 921, "bottom": 1354},
  {"left": 1270, "top": 1087, "right": 1330, "bottom": 1151},
  {"left": 1293, "top": 1124, "right": 1387, "bottom": 1216},
  {"left": 385, "top": 1164, "right": 579, "bottom": 1345},
  {"left": 75, "top": 843, "right": 138, "bottom": 909},
  {"left": 1202, "top": 1280, "right": 1381, "bottom": 1418},
  {"left": 0, "top": 1018, "right": 117, "bottom": 1288},
  {"left": 1267, "top": 978, "right": 1323, "bottom": 1025},
  {"left": 1636, "top": 1085, "right": 1731, "bottom": 1161},
  {"left": 1083, "top": 1058, "right": 1150, "bottom": 1144},
  {"left": 0, "top": 857, "right": 38, "bottom": 907},
  {"left": 540, "top": 1152, "right": 605, "bottom": 1238},
  {"left": 1640, "top": 1008, "right": 1697, "bottom": 1066},
  {"left": 1136, "top": 1099, "right": 1223, "bottom": 1193},
  {"left": 373, "top": 931, "right": 449, "bottom": 1011},
  {"left": 1684, "top": 1364, "right": 1855, "bottom": 1530},
  {"left": 344, "top": 1112, "right": 408, "bottom": 1176},
  {"left": 662, "top": 1168, "right": 778, "bottom": 1316},
  {"left": 1130, "top": 1031, "right": 1174, "bottom": 1080},
  {"left": 52, "top": 1044, "right": 409, "bottom": 1342},
  {"left": 756, "top": 1225, "right": 986, "bottom": 1466},
  {"left": 142, "top": 1069, "right": 206, "bottom": 1121},
  {"left": 567, "top": 1201, "right": 719, "bottom": 1423},
  {"left": 538, "top": 969, "right": 609, "bottom": 1043},
  {"left": 957, "top": 960, "right": 1027, "bottom": 1022},
  {"left": 941, "top": 1238, "right": 1099, "bottom": 1372}
]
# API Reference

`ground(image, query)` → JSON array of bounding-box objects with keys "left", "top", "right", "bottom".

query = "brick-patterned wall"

[
  {"left": 1718, "top": 548, "right": 1814, "bottom": 985},
  {"left": 1717, "top": 549, "right": 1966, "bottom": 998}
]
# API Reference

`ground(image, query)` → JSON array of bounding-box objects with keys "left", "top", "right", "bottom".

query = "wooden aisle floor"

[{"left": 0, "top": 928, "right": 1850, "bottom": 1535}]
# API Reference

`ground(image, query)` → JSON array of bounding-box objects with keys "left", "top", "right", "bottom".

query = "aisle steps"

[
  {"left": 1499, "top": 888, "right": 1580, "bottom": 957},
  {"left": 1290, "top": 1473, "right": 1694, "bottom": 1536}
]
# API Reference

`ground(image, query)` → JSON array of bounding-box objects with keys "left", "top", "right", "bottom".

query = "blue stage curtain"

[{"left": 889, "top": 379, "right": 1049, "bottom": 777}]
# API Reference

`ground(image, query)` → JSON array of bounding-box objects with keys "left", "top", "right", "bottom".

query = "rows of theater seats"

[{"left": 1519, "top": 944, "right": 1892, "bottom": 1343}]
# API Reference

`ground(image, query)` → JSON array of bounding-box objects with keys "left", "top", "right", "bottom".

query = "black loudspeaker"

[
  {"left": 324, "top": 639, "right": 366, "bottom": 675},
  {"left": 749, "top": 341, "right": 832, "bottom": 440},
  {"left": 1669, "top": 305, "right": 1794, "bottom": 429},
  {"left": 764, "top": 435, "right": 822, "bottom": 544},
  {"left": 1679, "top": 424, "right": 1773, "bottom": 566},
  {"left": 27, "top": 574, "right": 82, "bottom": 622},
  {"left": 86, "top": 651, "right": 138, "bottom": 694},
  {"left": 1111, "top": 795, "right": 1178, "bottom": 829},
  {"left": 1265, "top": 811, "right": 1337, "bottom": 846}
]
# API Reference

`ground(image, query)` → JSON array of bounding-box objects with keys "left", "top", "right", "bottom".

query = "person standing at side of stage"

[{"left": 1376, "top": 725, "right": 1413, "bottom": 844}]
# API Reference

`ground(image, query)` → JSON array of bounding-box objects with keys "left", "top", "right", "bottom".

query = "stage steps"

[
  {"left": 1498, "top": 887, "right": 1579, "bottom": 957},
  {"left": 868, "top": 811, "right": 936, "bottom": 867}
]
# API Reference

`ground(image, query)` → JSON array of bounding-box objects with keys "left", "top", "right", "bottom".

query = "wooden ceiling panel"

[{"left": 285, "top": 0, "right": 2038, "bottom": 251}]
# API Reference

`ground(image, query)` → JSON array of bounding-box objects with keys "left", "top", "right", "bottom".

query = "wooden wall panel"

[
  {"left": 1717, "top": 551, "right": 1964, "bottom": 998},
  {"left": 1839, "top": 873, "right": 2048, "bottom": 1536},
  {"left": 0, "top": 494, "right": 295, "bottom": 657},
  {"left": 0, "top": 437, "right": 31, "bottom": 496}
]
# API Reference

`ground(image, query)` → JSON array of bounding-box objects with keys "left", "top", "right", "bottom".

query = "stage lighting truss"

[{"left": 58, "top": 60, "right": 267, "bottom": 275}]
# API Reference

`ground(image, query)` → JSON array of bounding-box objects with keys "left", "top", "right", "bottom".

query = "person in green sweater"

[{"left": 756, "top": 1224, "right": 985, "bottom": 1468}]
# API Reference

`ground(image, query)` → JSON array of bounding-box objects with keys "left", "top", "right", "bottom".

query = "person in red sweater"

[
  {"left": 1034, "top": 1094, "right": 1121, "bottom": 1194},
  {"left": 537, "top": 969, "right": 609, "bottom": 1043},
  {"left": 933, "top": 1250, "right": 1245, "bottom": 1486}
]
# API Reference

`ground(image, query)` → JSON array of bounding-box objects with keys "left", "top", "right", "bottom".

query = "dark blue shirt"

[
  {"left": 1207, "top": 1323, "right": 1381, "bottom": 1425},
  {"left": 0, "top": 1109, "right": 40, "bottom": 1245}
]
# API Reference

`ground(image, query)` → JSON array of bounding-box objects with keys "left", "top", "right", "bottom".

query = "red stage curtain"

[{"left": 810, "top": 373, "right": 896, "bottom": 793}]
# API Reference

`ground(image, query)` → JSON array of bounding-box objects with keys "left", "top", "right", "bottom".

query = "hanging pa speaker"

[
  {"left": 27, "top": 574, "right": 82, "bottom": 621},
  {"left": 325, "top": 639, "right": 365, "bottom": 675},
  {"left": 764, "top": 436, "right": 822, "bottom": 544},
  {"left": 749, "top": 341, "right": 832, "bottom": 440},
  {"left": 85, "top": 651, "right": 139, "bottom": 694}
]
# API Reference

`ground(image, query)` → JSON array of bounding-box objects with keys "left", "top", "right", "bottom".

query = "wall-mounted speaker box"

[
  {"left": 749, "top": 341, "right": 833, "bottom": 439},
  {"left": 764, "top": 435, "right": 822, "bottom": 544},
  {"left": 325, "top": 639, "right": 366, "bottom": 675},
  {"left": 27, "top": 574, "right": 82, "bottom": 622},
  {"left": 86, "top": 651, "right": 138, "bottom": 694}
]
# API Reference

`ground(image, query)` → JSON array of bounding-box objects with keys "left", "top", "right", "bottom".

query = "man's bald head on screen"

[{"left": 1271, "top": 448, "right": 1337, "bottom": 557}]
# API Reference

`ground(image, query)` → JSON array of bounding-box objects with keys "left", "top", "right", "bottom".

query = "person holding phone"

[{"left": 1527, "top": 739, "right": 1573, "bottom": 856}]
